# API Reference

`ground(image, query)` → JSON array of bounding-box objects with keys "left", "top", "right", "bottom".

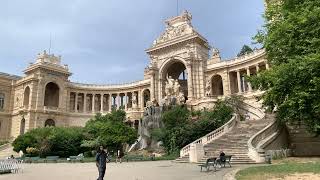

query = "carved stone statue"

[
  {"left": 174, "top": 79, "right": 180, "bottom": 97},
  {"left": 132, "top": 93, "right": 138, "bottom": 109},
  {"left": 163, "top": 76, "right": 183, "bottom": 106},
  {"left": 212, "top": 47, "right": 220, "bottom": 57},
  {"left": 165, "top": 76, "right": 175, "bottom": 96},
  {"left": 206, "top": 79, "right": 211, "bottom": 97},
  {"left": 177, "top": 91, "right": 185, "bottom": 105}
]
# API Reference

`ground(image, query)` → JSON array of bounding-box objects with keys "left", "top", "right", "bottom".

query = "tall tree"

[
  {"left": 237, "top": 45, "right": 254, "bottom": 57},
  {"left": 82, "top": 110, "right": 137, "bottom": 151},
  {"left": 251, "top": 0, "right": 320, "bottom": 134}
]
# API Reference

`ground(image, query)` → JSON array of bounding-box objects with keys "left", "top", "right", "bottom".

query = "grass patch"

[{"left": 236, "top": 158, "right": 320, "bottom": 180}]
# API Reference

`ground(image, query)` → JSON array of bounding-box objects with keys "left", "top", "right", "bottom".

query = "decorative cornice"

[{"left": 68, "top": 79, "right": 151, "bottom": 91}]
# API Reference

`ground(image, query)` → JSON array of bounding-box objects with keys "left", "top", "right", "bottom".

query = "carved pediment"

[{"left": 152, "top": 11, "right": 196, "bottom": 47}]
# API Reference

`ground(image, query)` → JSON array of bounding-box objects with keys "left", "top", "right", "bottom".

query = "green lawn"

[{"left": 236, "top": 158, "right": 320, "bottom": 180}]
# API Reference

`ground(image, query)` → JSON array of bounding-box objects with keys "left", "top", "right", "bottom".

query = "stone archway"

[
  {"left": 44, "top": 82, "right": 60, "bottom": 107},
  {"left": 45, "top": 119, "right": 55, "bottom": 127},
  {"left": 211, "top": 75, "right": 224, "bottom": 96},
  {"left": 160, "top": 60, "right": 188, "bottom": 100},
  {"left": 142, "top": 89, "right": 151, "bottom": 107},
  {"left": 23, "top": 86, "right": 30, "bottom": 107}
]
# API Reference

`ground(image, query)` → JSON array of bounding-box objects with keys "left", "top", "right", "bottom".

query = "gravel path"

[{"left": 0, "top": 161, "right": 241, "bottom": 180}]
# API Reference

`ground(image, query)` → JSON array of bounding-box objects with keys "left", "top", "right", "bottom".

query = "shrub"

[
  {"left": 26, "top": 147, "right": 39, "bottom": 157},
  {"left": 12, "top": 127, "right": 86, "bottom": 157}
]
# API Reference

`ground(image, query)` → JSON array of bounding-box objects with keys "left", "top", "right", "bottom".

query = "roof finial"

[
  {"left": 176, "top": 0, "right": 179, "bottom": 16},
  {"left": 49, "top": 33, "right": 52, "bottom": 54}
]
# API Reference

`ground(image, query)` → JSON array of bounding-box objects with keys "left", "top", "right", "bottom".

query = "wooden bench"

[
  {"left": 216, "top": 155, "right": 232, "bottom": 167},
  {"left": 198, "top": 158, "right": 217, "bottom": 172},
  {"left": 69, "top": 156, "right": 84, "bottom": 163},
  {"left": 45, "top": 156, "right": 59, "bottom": 163}
]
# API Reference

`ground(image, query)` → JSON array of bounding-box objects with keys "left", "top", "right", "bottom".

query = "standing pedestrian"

[{"left": 96, "top": 146, "right": 109, "bottom": 180}]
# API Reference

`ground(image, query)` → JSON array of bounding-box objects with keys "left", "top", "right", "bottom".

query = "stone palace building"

[{"left": 0, "top": 11, "right": 268, "bottom": 140}]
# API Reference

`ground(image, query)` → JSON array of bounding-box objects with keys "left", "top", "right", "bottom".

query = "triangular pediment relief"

[{"left": 151, "top": 11, "right": 205, "bottom": 48}]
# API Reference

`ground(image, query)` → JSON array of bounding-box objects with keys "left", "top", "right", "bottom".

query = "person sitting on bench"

[{"left": 216, "top": 151, "right": 226, "bottom": 167}]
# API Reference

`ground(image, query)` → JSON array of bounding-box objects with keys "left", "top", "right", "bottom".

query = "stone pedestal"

[{"left": 189, "top": 143, "right": 204, "bottom": 163}]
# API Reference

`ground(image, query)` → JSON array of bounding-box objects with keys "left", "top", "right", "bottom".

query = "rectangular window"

[{"left": 0, "top": 93, "right": 4, "bottom": 110}]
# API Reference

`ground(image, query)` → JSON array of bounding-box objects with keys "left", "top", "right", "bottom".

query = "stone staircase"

[
  {"left": 0, "top": 143, "right": 19, "bottom": 159},
  {"left": 199, "top": 116, "right": 274, "bottom": 164},
  {"left": 174, "top": 155, "right": 189, "bottom": 163}
]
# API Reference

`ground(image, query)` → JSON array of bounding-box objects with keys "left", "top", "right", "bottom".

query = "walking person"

[
  {"left": 116, "top": 149, "right": 123, "bottom": 163},
  {"left": 96, "top": 146, "right": 109, "bottom": 180}
]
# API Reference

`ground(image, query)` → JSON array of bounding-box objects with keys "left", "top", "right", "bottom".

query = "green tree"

[
  {"left": 152, "top": 102, "right": 233, "bottom": 154},
  {"left": 82, "top": 110, "right": 137, "bottom": 152},
  {"left": 251, "top": 0, "right": 320, "bottom": 134},
  {"left": 237, "top": 45, "right": 253, "bottom": 57},
  {"left": 12, "top": 127, "right": 86, "bottom": 157}
]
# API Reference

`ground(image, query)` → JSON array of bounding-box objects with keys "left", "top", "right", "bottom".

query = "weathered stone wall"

[
  {"left": 264, "top": 126, "right": 290, "bottom": 150},
  {"left": 287, "top": 124, "right": 320, "bottom": 156}
]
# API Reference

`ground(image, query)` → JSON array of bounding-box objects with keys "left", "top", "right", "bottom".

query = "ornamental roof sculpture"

[
  {"left": 36, "top": 50, "right": 61, "bottom": 65},
  {"left": 150, "top": 10, "right": 208, "bottom": 49}
]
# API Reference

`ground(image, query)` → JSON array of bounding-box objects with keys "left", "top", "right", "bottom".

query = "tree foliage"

[
  {"left": 12, "top": 110, "right": 137, "bottom": 157},
  {"left": 12, "top": 127, "right": 86, "bottom": 157},
  {"left": 152, "top": 101, "right": 233, "bottom": 154},
  {"left": 251, "top": 0, "right": 320, "bottom": 134},
  {"left": 237, "top": 45, "right": 254, "bottom": 57},
  {"left": 82, "top": 110, "right": 137, "bottom": 152}
]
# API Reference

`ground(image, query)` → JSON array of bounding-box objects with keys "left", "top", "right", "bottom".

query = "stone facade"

[{"left": 0, "top": 11, "right": 268, "bottom": 140}]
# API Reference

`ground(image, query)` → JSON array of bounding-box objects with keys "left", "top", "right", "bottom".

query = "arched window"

[
  {"left": 211, "top": 75, "right": 224, "bottom": 96},
  {"left": 44, "top": 82, "right": 60, "bottom": 107},
  {"left": 0, "top": 93, "right": 4, "bottom": 110},
  {"left": 142, "top": 89, "right": 151, "bottom": 107},
  {"left": 23, "top": 87, "right": 30, "bottom": 107},
  {"left": 45, "top": 119, "right": 55, "bottom": 127}
]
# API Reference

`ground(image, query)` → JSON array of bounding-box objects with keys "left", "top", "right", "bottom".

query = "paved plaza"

[{"left": 0, "top": 161, "right": 240, "bottom": 180}]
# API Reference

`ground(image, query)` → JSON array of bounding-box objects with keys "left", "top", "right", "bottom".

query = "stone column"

[
  {"left": 92, "top": 94, "right": 95, "bottom": 113},
  {"left": 150, "top": 72, "right": 155, "bottom": 100},
  {"left": 140, "top": 91, "right": 144, "bottom": 109},
  {"left": 100, "top": 94, "right": 104, "bottom": 113},
  {"left": 74, "top": 92, "right": 78, "bottom": 112},
  {"left": 125, "top": 92, "right": 128, "bottom": 110},
  {"left": 236, "top": 70, "right": 242, "bottom": 93},
  {"left": 117, "top": 94, "right": 120, "bottom": 109},
  {"left": 256, "top": 64, "right": 260, "bottom": 73},
  {"left": 246, "top": 68, "right": 252, "bottom": 92},
  {"left": 187, "top": 63, "right": 193, "bottom": 100},
  {"left": 266, "top": 62, "right": 270, "bottom": 70},
  {"left": 83, "top": 93, "right": 87, "bottom": 113},
  {"left": 109, "top": 94, "right": 112, "bottom": 112}
]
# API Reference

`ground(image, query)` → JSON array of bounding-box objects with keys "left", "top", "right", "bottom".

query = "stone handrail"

[
  {"left": 179, "top": 114, "right": 237, "bottom": 157},
  {"left": 247, "top": 116, "right": 279, "bottom": 162},
  {"left": 242, "top": 101, "right": 265, "bottom": 120}
]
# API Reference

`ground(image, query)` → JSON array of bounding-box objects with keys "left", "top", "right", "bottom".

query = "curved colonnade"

[{"left": 0, "top": 11, "right": 269, "bottom": 139}]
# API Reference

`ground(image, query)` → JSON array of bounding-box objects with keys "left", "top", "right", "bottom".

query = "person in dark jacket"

[
  {"left": 96, "top": 146, "right": 109, "bottom": 180},
  {"left": 216, "top": 150, "right": 226, "bottom": 167}
]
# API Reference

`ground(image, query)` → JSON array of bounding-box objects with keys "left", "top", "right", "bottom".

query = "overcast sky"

[{"left": 0, "top": 0, "right": 264, "bottom": 84}]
